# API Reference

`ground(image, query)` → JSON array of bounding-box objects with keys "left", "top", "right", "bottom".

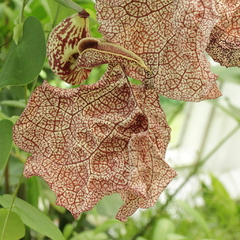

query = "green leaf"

[
  {"left": 47, "top": 0, "right": 75, "bottom": 26},
  {"left": 199, "top": 239, "right": 218, "bottom": 240},
  {"left": 95, "top": 193, "right": 124, "bottom": 218},
  {"left": 175, "top": 200, "right": 211, "bottom": 238},
  {"left": 151, "top": 218, "right": 175, "bottom": 240},
  {"left": 52, "top": 0, "right": 83, "bottom": 12},
  {"left": 208, "top": 174, "right": 238, "bottom": 220},
  {"left": 0, "top": 111, "right": 9, "bottom": 120},
  {"left": 167, "top": 233, "right": 190, "bottom": 240},
  {"left": 136, "top": 237, "right": 148, "bottom": 240},
  {"left": 70, "top": 230, "right": 108, "bottom": 240},
  {"left": 26, "top": 176, "right": 39, "bottom": 208},
  {"left": 211, "top": 175, "right": 231, "bottom": 199},
  {"left": 0, "top": 119, "right": 13, "bottom": 170},
  {"left": 0, "top": 209, "right": 25, "bottom": 240},
  {"left": 63, "top": 223, "right": 74, "bottom": 240},
  {"left": 8, "top": 116, "right": 19, "bottom": 124},
  {"left": 0, "top": 100, "right": 26, "bottom": 108},
  {"left": 94, "top": 219, "right": 121, "bottom": 234},
  {"left": 0, "top": 194, "right": 64, "bottom": 240},
  {"left": 13, "top": 23, "right": 23, "bottom": 45},
  {"left": 48, "top": 0, "right": 98, "bottom": 29},
  {"left": 0, "top": 16, "right": 46, "bottom": 88}
]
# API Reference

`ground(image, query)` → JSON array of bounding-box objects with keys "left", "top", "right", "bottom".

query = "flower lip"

[
  {"left": 78, "top": 37, "right": 99, "bottom": 53},
  {"left": 78, "top": 37, "right": 150, "bottom": 71},
  {"left": 47, "top": 13, "right": 91, "bottom": 85}
]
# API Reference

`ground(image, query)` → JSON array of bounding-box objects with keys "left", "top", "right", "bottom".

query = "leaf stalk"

[{"left": 1, "top": 173, "right": 24, "bottom": 240}]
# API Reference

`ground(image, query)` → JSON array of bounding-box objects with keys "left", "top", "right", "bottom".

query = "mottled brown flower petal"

[
  {"left": 117, "top": 85, "right": 177, "bottom": 221},
  {"left": 206, "top": 1, "right": 240, "bottom": 67},
  {"left": 13, "top": 65, "right": 176, "bottom": 221},
  {"left": 95, "top": 0, "right": 222, "bottom": 101},
  {"left": 47, "top": 13, "right": 91, "bottom": 85}
]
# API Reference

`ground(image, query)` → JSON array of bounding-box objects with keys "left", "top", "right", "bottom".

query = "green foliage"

[
  {"left": 151, "top": 218, "right": 176, "bottom": 240},
  {"left": 0, "top": 16, "right": 46, "bottom": 88},
  {"left": 0, "top": 194, "right": 65, "bottom": 240},
  {"left": 52, "top": 0, "right": 84, "bottom": 12},
  {"left": 201, "top": 175, "right": 240, "bottom": 240},
  {"left": 0, "top": 209, "right": 25, "bottom": 240},
  {"left": 0, "top": 119, "right": 13, "bottom": 169},
  {"left": 175, "top": 200, "right": 211, "bottom": 237},
  {"left": 0, "top": 1, "right": 240, "bottom": 240}
]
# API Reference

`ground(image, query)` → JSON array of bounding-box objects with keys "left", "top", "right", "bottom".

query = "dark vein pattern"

[
  {"left": 207, "top": 1, "right": 240, "bottom": 67},
  {"left": 96, "top": 0, "right": 223, "bottom": 101},
  {"left": 13, "top": 65, "right": 176, "bottom": 221}
]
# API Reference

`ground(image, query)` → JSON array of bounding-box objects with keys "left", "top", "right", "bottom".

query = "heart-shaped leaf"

[
  {"left": 0, "top": 209, "right": 25, "bottom": 240},
  {"left": 0, "top": 16, "right": 46, "bottom": 88}
]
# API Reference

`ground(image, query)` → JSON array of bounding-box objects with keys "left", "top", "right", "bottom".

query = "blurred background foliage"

[{"left": 0, "top": 0, "right": 240, "bottom": 239}]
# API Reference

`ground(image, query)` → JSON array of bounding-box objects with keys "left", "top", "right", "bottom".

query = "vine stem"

[
  {"left": 10, "top": 151, "right": 26, "bottom": 163},
  {"left": 28, "top": 77, "right": 38, "bottom": 98},
  {"left": 0, "top": 161, "right": 8, "bottom": 187},
  {"left": 1, "top": 174, "right": 24, "bottom": 240},
  {"left": 63, "top": 0, "right": 84, "bottom": 13},
  {"left": 24, "top": 84, "right": 28, "bottom": 105},
  {"left": 20, "top": 0, "right": 30, "bottom": 23},
  {"left": 162, "top": 123, "right": 240, "bottom": 209},
  {"left": 52, "top": 5, "right": 61, "bottom": 28},
  {"left": 168, "top": 102, "right": 185, "bottom": 125},
  {"left": 45, "top": 4, "right": 61, "bottom": 43},
  {"left": 200, "top": 123, "right": 240, "bottom": 164}
]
